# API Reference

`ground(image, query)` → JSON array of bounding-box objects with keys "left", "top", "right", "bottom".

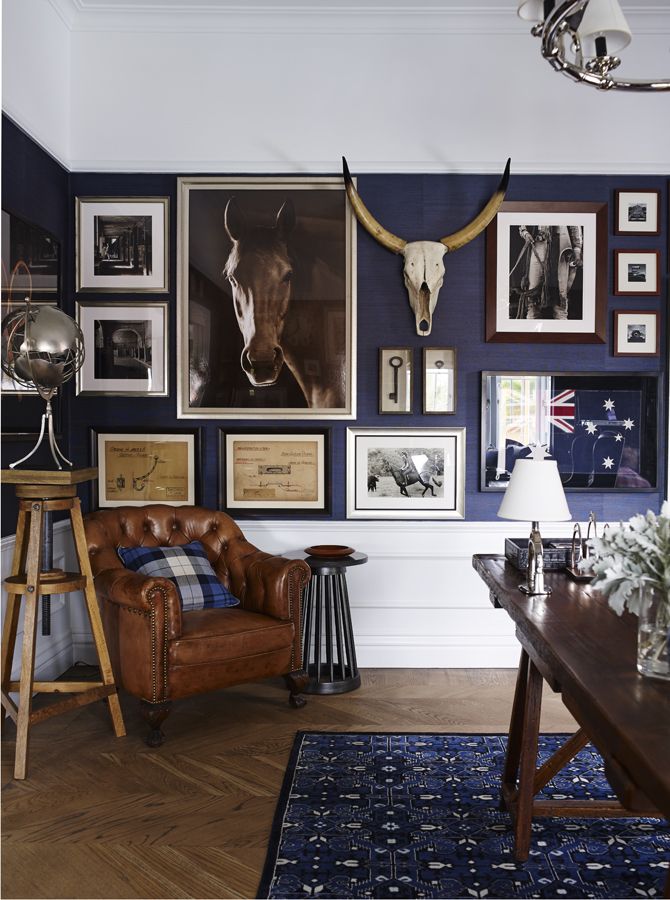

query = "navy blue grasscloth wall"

[{"left": 2, "top": 117, "right": 667, "bottom": 534}]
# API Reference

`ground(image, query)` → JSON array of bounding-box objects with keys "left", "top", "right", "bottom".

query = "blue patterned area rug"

[{"left": 258, "top": 732, "right": 669, "bottom": 899}]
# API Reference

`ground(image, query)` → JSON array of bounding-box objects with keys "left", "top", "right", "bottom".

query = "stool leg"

[
  {"left": 338, "top": 572, "right": 360, "bottom": 682},
  {"left": 70, "top": 500, "right": 126, "bottom": 738},
  {"left": 302, "top": 579, "right": 316, "bottom": 675},
  {"left": 1, "top": 508, "right": 27, "bottom": 735},
  {"left": 14, "top": 503, "right": 44, "bottom": 779},
  {"left": 314, "top": 575, "right": 323, "bottom": 685}
]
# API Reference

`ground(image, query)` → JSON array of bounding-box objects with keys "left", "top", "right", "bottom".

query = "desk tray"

[{"left": 505, "top": 537, "right": 571, "bottom": 572}]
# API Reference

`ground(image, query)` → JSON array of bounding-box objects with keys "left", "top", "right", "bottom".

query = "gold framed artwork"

[
  {"left": 219, "top": 428, "right": 331, "bottom": 515},
  {"left": 90, "top": 428, "right": 200, "bottom": 507}
]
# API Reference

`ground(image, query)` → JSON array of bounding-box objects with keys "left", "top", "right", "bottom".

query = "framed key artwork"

[{"left": 379, "top": 347, "right": 413, "bottom": 414}]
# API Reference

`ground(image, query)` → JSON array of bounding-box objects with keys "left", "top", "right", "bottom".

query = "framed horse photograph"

[
  {"left": 346, "top": 426, "right": 466, "bottom": 520},
  {"left": 177, "top": 176, "right": 356, "bottom": 420},
  {"left": 485, "top": 201, "right": 607, "bottom": 344}
]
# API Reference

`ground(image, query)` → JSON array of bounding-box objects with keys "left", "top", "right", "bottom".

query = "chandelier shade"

[{"left": 578, "top": 0, "right": 632, "bottom": 56}]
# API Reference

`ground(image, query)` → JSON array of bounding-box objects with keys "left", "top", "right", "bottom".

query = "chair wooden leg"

[
  {"left": 141, "top": 700, "right": 172, "bottom": 747},
  {"left": 284, "top": 669, "right": 309, "bottom": 708},
  {"left": 14, "top": 503, "right": 44, "bottom": 780},
  {"left": 1, "top": 508, "right": 27, "bottom": 736},
  {"left": 70, "top": 499, "right": 125, "bottom": 738}
]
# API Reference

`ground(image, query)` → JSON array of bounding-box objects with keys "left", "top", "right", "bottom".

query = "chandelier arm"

[{"left": 540, "top": 0, "right": 670, "bottom": 92}]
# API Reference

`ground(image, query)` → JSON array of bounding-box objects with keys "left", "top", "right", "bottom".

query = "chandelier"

[{"left": 518, "top": 0, "right": 670, "bottom": 91}]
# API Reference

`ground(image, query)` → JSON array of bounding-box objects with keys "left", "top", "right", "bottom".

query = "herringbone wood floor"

[{"left": 2, "top": 668, "right": 576, "bottom": 900}]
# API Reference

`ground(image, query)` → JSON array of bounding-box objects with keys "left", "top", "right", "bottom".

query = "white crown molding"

[
  {"left": 65, "top": 157, "right": 670, "bottom": 175},
  {"left": 46, "top": 0, "right": 670, "bottom": 34}
]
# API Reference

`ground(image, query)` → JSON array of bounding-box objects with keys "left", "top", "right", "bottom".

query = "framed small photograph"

[
  {"left": 76, "top": 197, "right": 169, "bottom": 292},
  {"left": 614, "top": 250, "right": 660, "bottom": 295},
  {"left": 485, "top": 202, "right": 607, "bottom": 344},
  {"left": 481, "top": 371, "right": 659, "bottom": 492},
  {"left": 379, "top": 347, "right": 412, "bottom": 414},
  {"left": 423, "top": 347, "right": 456, "bottom": 414},
  {"left": 219, "top": 428, "right": 331, "bottom": 515},
  {"left": 76, "top": 301, "right": 168, "bottom": 396},
  {"left": 1, "top": 301, "right": 57, "bottom": 394},
  {"left": 177, "top": 176, "right": 355, "bottom": 420},
  {"left": 614, "top": 310, "right": 660, "bottom": 357},
  {"left": 346, "top": 426, "right": 465, "bottom": 520},
  {"left": 615, "top": 190, "right": 660, "bottom": 235},
  {"left": 90, "top": 428, "right": 200, "bottom": 508}
]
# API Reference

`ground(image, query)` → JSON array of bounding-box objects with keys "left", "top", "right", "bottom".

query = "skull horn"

[
  {"left": 439, "top": 158, "right": 511, "bottom": 252},
  {"left": 342, "top": 157, "right": 407, "bottom": 254}
]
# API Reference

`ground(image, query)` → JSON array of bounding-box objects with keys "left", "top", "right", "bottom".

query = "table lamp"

[{"left": 497, "top": 452, "right": 571, "bottom": 596}]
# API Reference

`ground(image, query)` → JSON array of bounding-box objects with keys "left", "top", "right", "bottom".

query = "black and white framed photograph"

[
  {"left": 615, "top": 190, "right": 661, "bottom": 235},
  {"left": 76, "top": 301, "right": 168, "bottom": 396},
  {"left": 90, "top": 427, "right": 200, "bottom": 508},
  {"left": 614, "top": 310, "right": 660, "bottom": 357},
  {"left": 76, "top": 197, "right": 169, "bottom": 292},
  {"left": 481, "top": 371, "right": 659, "bottom": 492},
  {"left": 218, "top": 428, "right": 330, "bottom": 515},
  {"left": 2, "top": 210, "right": 60, "bottom": 297},
  {"left": 423, "top": 347, "right": 456, "bottom": 414},
  {"left": 485, "top": 202, "right": 607, "bottom": 343},
  {"left": 346, "top": 426, "right": 465, "bottom": 519},
  {"left": 614, "top": 249, "right": 660, "bottom": 295},
  {"left": 379, "top": 347, "right": 412, "bottom": 414},
  {"left": 177, "top": 176, "right": 356, "bottom": 420}
]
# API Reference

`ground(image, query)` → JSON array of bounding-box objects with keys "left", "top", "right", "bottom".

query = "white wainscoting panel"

[{"left": 1, "top": 518, "right": 580, "bottom": 671}]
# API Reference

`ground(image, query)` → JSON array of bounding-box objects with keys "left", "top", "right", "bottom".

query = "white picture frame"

[{"left": 346, "top": 426, "right": 465, "bottom": 520}]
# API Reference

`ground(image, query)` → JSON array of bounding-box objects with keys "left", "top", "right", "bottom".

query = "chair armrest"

[
  {"left": 244, "top": 554, "right": 311, "bottom": 622},
  {"left": 94, "top": 567, "right": 183, "bottom": 640}
]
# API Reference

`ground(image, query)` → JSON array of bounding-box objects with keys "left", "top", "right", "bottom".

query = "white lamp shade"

[
  {"left": 518, "top": 0, "right": 546, "bottom": 22},
  {"left": 578, "top": 0, "right": 632, "bottom": 55},
  {"left": 497, "top": 459, "right": 571, "bottom": 522}
]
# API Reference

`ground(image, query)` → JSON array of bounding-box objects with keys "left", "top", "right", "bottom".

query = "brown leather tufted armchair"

[{"left": 84, "top": 504, "right": 311, "bottom": 746}]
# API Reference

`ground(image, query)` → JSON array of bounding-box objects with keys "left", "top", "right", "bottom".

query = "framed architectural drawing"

[
  {"left": 76, "top": 197, "right": 169, "bottom": 293},
  {"left": 485, "top": 202, "right": 607, "bottom": 343},
  {"left": 90, "top": 428, "right": 200, "bottom": 507},
  {"left": 219, "top": 428, "right": 330, "bottom": 515},
  {"left": 481, "top": 371, "right": 659, "bottom": 492},
  {"left": 346, "top": 426, "right": 465, "bottom": 519},
  {"left": 177, "top": 176, "right": 356, "bottom": 420}
]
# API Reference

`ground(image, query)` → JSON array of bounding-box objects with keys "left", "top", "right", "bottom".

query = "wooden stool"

[{"left": 1, "top": 468, "right": 125, "bottom": 779}]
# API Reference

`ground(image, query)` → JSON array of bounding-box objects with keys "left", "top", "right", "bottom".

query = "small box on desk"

[{"left": 504, "top": 537, "right": 571, "bottom": 572}]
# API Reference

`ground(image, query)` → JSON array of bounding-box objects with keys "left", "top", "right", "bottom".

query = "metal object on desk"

[
  {"left": 566, "top": 511, "right": 601, "bottom": 583},
  {"left": 283, "top": 548, "right": 367, "bottom": 694}
]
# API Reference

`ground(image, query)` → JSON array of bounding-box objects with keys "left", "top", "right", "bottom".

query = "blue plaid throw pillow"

[{"left": 117, "top": 541, "right": 240, "bottom": 611}]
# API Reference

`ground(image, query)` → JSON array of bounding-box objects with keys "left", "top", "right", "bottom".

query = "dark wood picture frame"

[
  {"left": 481, "top": 371, "right": 660, "bottom": 493},
  {"left": 89, "top": 426, "right": 202, "bottom": 509},
  {"left": 379, "top": 347, "right": 413, "bottom": 415},
  {"left": 485, "top": 201, "right": 607, "bottom": 344},
  {"left": 423, "top": 347, "right": 457, "bottom": 415},
  {"left": 613, "top": 310, "right": 660, "bottom": 357},
  {"left": 218, "top": 427, "right": 332, "bottom": 517},
  {"left": 613, "top": 249, "right": 661, "bottom": 296},
  {"left": 614, "top": 189, "right": 661, "bottom": 236}
]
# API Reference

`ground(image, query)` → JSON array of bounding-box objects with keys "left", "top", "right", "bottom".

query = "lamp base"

[{"left": 519, "top": 583, "right": 552, "bottom": 597}]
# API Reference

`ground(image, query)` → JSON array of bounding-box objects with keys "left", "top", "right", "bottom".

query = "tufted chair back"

[{"left": 85, "top": 504, "right": 273, "bottom": 610}]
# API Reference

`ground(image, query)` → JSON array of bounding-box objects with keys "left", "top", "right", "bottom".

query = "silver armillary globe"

[{"left": 1, "top": 301, "right": 85, "bottom": 469}]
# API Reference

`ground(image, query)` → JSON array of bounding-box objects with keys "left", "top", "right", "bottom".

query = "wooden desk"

[{"left": 473, "top": 554, "right": 670, "bottom": 880}]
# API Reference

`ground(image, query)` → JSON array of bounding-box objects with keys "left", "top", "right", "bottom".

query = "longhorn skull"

[{"left": 342, "top": 157, "right": 511, "bottom": 336}]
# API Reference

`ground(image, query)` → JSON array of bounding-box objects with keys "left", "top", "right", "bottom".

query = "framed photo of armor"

[
  {"left": 480, "top": 371, "right": 660, "bottom": 492},
  {"left": 485, "top": 202, "right": 607, "bottom": 343}
]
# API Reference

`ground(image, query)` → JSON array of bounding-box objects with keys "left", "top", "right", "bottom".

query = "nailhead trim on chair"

[{"left": 288, "top": 564, "right": 309, "bottom": 671}]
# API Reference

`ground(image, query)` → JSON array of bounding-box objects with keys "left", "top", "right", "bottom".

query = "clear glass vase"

[{"left": 637, "top": 584, "right": 670, "bottom": 681}]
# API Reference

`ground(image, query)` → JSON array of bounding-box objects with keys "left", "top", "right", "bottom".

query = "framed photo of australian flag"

[{"left": 481, "top": 371, "right": 660, "bottom": 492}]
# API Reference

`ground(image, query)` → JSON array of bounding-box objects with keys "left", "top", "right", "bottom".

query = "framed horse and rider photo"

[
  {"left": 346, "top": 427, "right": 466, "bottom": 520},
  {"left": 485, "top": 201, "right": 607, "bottom": 343},
  {"left": 176, "top": 176, "right": 356, "bottom": 420},
  {"left": 480, "top": 371, "right": 660, "bottom": 493}
]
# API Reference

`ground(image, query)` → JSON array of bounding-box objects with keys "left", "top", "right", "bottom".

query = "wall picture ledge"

[{"left": 485, "top": 201, "right": 607, "bottom": 344}]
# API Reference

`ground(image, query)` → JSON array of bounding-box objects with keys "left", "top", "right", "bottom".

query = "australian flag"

[{"left": 549, "top": 379, "right": 647, "bottom": 488}]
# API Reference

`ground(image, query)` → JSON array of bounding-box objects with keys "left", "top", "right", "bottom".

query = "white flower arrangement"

[{"left": 584, "top": 502, "right": 670, "bottom": 616}]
